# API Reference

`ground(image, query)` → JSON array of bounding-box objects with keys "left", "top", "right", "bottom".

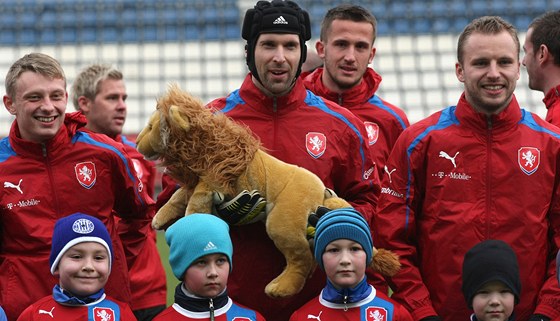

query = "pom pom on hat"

[
  {"left": 165, "top": 214, "right": 233, "bottom": 280},
  {"left": 313, "top": 208, "right": 373, "bottom": 271},
  {"left": 49, "top": 213, "right": 113, "bottom": 275},
  {"left": 462, "top": 240, "right": 521, "bottom": 308}
]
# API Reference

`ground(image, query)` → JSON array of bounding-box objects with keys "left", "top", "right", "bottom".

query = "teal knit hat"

[
  {"left": 313, "top": 208, "right": 373, "bottom": 270},
  {"left": 165, "top": 214, "right": 233, "bottom": 280}
]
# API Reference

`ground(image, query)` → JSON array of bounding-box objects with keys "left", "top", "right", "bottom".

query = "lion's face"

[{"left": 136, "top": 110, "right": 165, "bottom": 161}]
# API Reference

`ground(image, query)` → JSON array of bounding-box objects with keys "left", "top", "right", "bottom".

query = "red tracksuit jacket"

[
  {"left": 17, "top": 294, "right": 136, "bottom": 321},
  {"left": 0, "top": 112, "right": 153, "bottom": 320},
  {"left": 117, "top": 135, "right": 167, "bottom": 311},
  {"left": 207, "top": 74, "right": 379, "bottom": 321},
  {"left": 303, "top": 67, "right": 410, "bottom": 179},
  {"left": 544, "top": 84, "right": 560, "bottom": 129},
  {"left": 376, "top": 94, "right": 560, "bottom": 321}
]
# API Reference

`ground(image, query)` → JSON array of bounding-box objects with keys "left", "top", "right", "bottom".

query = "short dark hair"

[
  {"left": 320, "top": 4, "right": 377, "bottom": 44},
  {"left": 457, "top": 16, "right": 519, "bottom": 64},
  {"left": 528, "top": 10, "right": 560, "bottom": 66}
]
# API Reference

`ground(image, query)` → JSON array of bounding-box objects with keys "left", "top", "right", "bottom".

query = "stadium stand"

[{"left": 0, "top": 0, "right": 554, "bottom": 136}]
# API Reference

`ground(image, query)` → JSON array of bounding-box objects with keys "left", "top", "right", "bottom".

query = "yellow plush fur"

[{"left": 136, "top": 85, "right": 399, "bottom": 298}]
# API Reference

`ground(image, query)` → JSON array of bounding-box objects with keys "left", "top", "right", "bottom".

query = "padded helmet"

[{"left": 242, "top": 0, "right": 311, "bottom": 85}]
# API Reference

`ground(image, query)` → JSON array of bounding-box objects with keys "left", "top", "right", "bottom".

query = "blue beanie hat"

[
  {"left": 313, "top": 208, "right": 373, "bottom": 270},
  {"left": 49, "top": 213, "right": 113, "bottom": 275},
  {"left": 165, "top": 214, "right": 233, "bottom": 280}
]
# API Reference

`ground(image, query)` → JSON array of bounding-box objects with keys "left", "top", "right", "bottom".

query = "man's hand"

[{"left": 213, "top": 190, "right": 266, "bottom": 225}]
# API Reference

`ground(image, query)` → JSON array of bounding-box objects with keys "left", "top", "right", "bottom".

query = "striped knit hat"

[{"left": 313, "top": 208, "right": 373, "bottom": 270}]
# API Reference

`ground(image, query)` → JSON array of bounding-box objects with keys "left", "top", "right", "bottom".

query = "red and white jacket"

[
  {"left": 17, "top": 294, "right": 136, "bottom": 321},
  {"left": 303, "top": 68, "right": 410, "bottom": 179},
  {"left": 0, "top": 112, "right": 154, "bottom": 321},
  {"left": 375, "top": 94, "right": 560, "bottom": 321},
  {"left": 207, "top": 74, "right": 380, "bottom": 321},
  {"left": 289, "top": 286, "right": 413, "bottom": 321}
]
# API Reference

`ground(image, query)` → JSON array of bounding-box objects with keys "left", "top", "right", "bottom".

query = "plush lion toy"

[{"left": 136, "top": 84, "right": 400, "bottom": 298}]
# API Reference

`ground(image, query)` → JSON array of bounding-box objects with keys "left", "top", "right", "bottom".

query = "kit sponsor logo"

[
  {"left": 431, "top": 171, "right": 471, "bottom": 180},
  {"left": 381, "top": 187, "right": 403, "bottom": 198},
  {"left": 6, "top": 198, "right": 40, "bottom": 210}
]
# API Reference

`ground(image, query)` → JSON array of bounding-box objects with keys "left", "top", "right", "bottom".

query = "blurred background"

[{"left": 0, "top": 0, "right": 556, "bottom": 305}]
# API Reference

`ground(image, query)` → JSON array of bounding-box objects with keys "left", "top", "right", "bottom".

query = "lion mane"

[{"left": 156, "top": 84, "right": 260, "bottom": 195}]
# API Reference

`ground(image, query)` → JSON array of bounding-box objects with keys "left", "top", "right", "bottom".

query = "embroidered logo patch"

[
  {"left": 75, "top": 162, "right": 97, "bottom": 189},
  {"left": 364, "top": 122, "right": 379, "bottom": 145},
  {"left": 366, "top": 307, "right": 387, "bottom": 321},
  {"left": 94, "top": 307, "right": 114, "bottom": 321},
  {"left": 518, "top": 147, "right": 540, "bottom": 175},
  {"left": 306, "top": 132, "right": 326, "bottom": 158}
]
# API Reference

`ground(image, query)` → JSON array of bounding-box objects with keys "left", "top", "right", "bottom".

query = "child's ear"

[{"left": 53, "top": 268, "right": 60, "bottom": 278}]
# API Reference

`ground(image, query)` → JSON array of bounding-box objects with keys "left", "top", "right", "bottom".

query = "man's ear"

[
  {"left": 455, "top": 62, "right": 465, "bottom": 83},
  {"left": 77, "top": 96, "right": 92, "bottom": 114},
  {"left": 315, "top": 41, "right": 325, "bottom": 59},
  {"left": 3, "top": 95, "right": 16, "bottom": 115},
  {"left": 539, "top": 44, "right": 552, "bottom": 65}
]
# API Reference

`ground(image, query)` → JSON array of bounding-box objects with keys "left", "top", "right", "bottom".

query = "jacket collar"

[
  {"left": 8, "top": 112, "right": 87, "bottom": 160},
  {"left": 238, "top": 73, "right": 309, "bottom": 116},
  {"left": 302, "top": 68, "right": 381, "bottom": 107},
  {"left": 543, "top": 84, "right": 560, "bottom": 110},
  {"left": 454, "top": 93, "right": 521, "bottom": 135}
]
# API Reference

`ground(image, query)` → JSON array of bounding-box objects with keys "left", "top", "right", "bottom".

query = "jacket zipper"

[
  {"left": 485, "top": 116, "right": 492, "bottom": 239},
  {"left": 273, "top": 97, "right": 278, "bottom": 153},
  {"left": 43, "top": 144, "right": 60, "bottom": 215},
  {"left": 209, "top": 298, "right": 215, "bottom": 321}
]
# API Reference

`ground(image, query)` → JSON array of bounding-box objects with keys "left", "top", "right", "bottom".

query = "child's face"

[
  {"left": 472, "top": 280, "right": 515, "bottom": 321},
  {"left": 183, "top": 253, "right": 230, "bottom": 298},
  {"left": 322, "top": 239, "right": 367, "bottom": 289},
  {"left": 54, "top": 242, "right": 110, "bottom": 297}
]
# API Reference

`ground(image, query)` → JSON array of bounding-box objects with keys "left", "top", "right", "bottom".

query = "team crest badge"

[
  {"left": 364, "top": 122, "right": 379, "bottom": 145},
  {"left": 75, "top": 161, "right": 97, "bottom": 189},
  {"left": 366, "top": 307, "right": 387, "bottom": 321},
  {"left": 306, "top": 132, "right": 326, "bottom": 158},
  {"left": 93, "top": 307, "right": 114, "bottom": 321},
  {"left": 518, "top": 147, "right": 540, "bottom": 175}
]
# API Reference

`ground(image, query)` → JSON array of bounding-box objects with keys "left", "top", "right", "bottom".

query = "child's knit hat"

[
  {"left": 49, "top": 213, "right": 113, "bottom": 274},
  {"left": 462, "top": 240, "right": 521, "bottom": 308},
  {"left": 165, "top": 214, "right": 233, "bottom": 280},
  {"left": 313, "top": 208, "right": 373, "bottom": 271}
]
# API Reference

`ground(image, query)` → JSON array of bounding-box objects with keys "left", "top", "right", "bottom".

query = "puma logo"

[
  {"left": 439, "top": 151, "right": 459, "bottom": 168},
  {"left": 307, "top": 311, "right": 322, "bottom": 321},
  {"left": 39, "top": 307, "right": 54, "bottom": 318},
  {"left": 384, "top": 165, "right": 396, "bottom": 183},
  {"left": 4, "top": 179, "right": 23, "bottom": 194}
]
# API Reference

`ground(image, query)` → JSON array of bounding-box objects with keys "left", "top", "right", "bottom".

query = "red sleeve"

[
  {"left": 110, "top": 143, "right": 155, "bottom": 220},
  {"left": 534, "top": 160, "right": 560, "bottom": 319},
  {"left": 333, "top": 118, "right": 380, "bottom": 223},
  {"left": 156, "top": 173, "right": 180, "bottom": 211},
  {"left": 120, "top": 302, "right": 139, "bottom": 321},
  {"left": 374, "top": 131, "right": 437, "bottom": 321}
]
